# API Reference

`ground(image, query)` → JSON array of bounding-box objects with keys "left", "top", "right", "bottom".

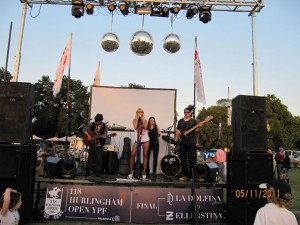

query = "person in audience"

[
  {"left": 275, "top": 147, "right": 285, "bottom": 179},
  {"left": 0, "top": 188, "right": 22, "bottom": 225},
  {"left": 253, "top": 179, "right": 297, "bottom": 225}
]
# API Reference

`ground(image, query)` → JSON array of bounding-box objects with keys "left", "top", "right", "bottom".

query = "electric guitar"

[
  {"left": 83, "top": 131, "right": 116, "bottom": 146},
  {"left": 175, "top": 116, "right": 213, "bottom": 146}
]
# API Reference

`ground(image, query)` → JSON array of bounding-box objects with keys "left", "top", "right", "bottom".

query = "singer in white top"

[{"left": 129, "top": 108, "right": 150, "bottom": 179}]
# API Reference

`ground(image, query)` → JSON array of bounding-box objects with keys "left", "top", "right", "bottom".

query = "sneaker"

[
  {"left": 179, "top": 176, "right": 189, "bottom": 182},
  {"left": 128, "top": 174, "right": 133, "bottom": 179},
  {"left": 142, "top": 174, "right": 146, "bottom": 180}
]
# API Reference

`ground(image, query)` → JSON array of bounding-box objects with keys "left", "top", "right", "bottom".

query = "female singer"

[
  {"left": 129, "top": 108, "right": 149, "bottom": 179},
  {"left": 146, "top": 117, "right": 161, "bottom": 177}
]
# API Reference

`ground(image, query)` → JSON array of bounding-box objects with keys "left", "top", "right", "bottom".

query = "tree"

[
  {"left": 32, "top": 75, "right": 90, "bottom": 139},
  {"left": 0, "top": 67, "right": 12, "bottom": 82},
  {"left": 121, "top": 83, "right": 145, "bottom": 88}
]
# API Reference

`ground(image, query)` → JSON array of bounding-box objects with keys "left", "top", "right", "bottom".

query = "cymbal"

[{"left": 161, "top": 135, "right": 175, "bottom": 144}]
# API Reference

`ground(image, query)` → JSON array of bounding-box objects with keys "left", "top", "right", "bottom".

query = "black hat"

[
  {"left": 267, "top": 179, "right": 292, "bottom": 199},
  {"left": 95, "top": 114, "right": 104, "bottom": 121}
]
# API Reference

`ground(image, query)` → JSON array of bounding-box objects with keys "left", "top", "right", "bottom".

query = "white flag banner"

[
  {"left": 194, "top": 47, "right": 206, "bottom": 104},
  {"left": 93, "top": 62, "right": 100, "bottom": 86},
  {"left": 53, "top": 35, "right": 72, "bottom": 97}
]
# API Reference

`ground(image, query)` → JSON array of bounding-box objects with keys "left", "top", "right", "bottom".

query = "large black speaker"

[
  {"left": 0, "top": 82, "right": 34, "bottom": 144},
  {"left": 226, "top": 152, "right": 273, "bottom": 225},
  {"left": 103, "top": 151, "right": 118, "bottom": 174},
  {"left": 118, "top": 137, "right": 131, "bottom": 175},
  {"left": 46, "top": 156, "right": 63, "bottom": 177},
  {"left": 0, "top": 144, "right": 37, "bottom": 223},
  {"left": 231, "top": 95, "right": 267, "bottom": 152}
]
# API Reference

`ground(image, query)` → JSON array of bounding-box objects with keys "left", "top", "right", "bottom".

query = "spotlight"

[
  {"left": 71, "top": 0, "right": 84, "bottom": 18},
  {"left": 86, "top": 3, "right": 94, "bottom": 15},
  {"left": 150, "top": 6, "right": 169, "bottom": 17},
  {"left": 171, "top": 6, "right": 180, "bottom": 15},
  {"left": 107, "top": 4, "right": 116, "bottom": 12},
  {"left": 135, "top": 5, "right": 152, "bottom": 15},
  {"left": 199, "top": 6, "right": 211, "bottom": 23},
  {"left": 186, "top": 7, "right": 198, "bottom": 19},
  {"left": 161, "top": 6, "right": 169, "bottom": 17},
  {"left": 119, "top": 3, "right": 129, "bottom": 16}
]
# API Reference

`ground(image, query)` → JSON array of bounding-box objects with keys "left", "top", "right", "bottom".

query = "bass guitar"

[
  {"left": 83, "top": 131, "right": 116, "bottom": 146},
  {"left": 176, "top": 116, "right": 213, "bottom": 146}
]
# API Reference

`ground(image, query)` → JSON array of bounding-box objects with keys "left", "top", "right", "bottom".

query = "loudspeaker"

[
  {"left": 206, "top": 162, "right": 219, "bottom": 182},
  {"left": 46, "top": 156, "right": 63, "bottom": 177},
  {"left": 61, "top": 159, "right": 76, "bottom": 179},
  {"left": 0, "top": 144, "right": 37, "bottom": 222},
  {"left": 103, "top": 151, "right": 118, "bottom": 174},
  {"left": 118, "top": 137, "right": 131, "bottom": 175},
  {"left": 0, "top": 82, "right": 35, "bottom": 144},
  {"left": 231, "top": 95, "right": 267, "bottom": 152},
  {"left": 226, "top": 152, "right": 273, "bottom": 225}
]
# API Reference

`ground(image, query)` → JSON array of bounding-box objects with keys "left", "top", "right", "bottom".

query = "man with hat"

[
  {"left": 275, "top": 147, "right": 285, "bottom": 179},
  {"left": 254, "top": 179, "right": 297, "bottom": 224},
  {"left": 85, "top": 114, "right": 108, "bottom": 177}
]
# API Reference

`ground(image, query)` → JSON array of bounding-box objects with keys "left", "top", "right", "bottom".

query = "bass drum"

[{"left": 160, "top": 155, "right": 181, "bottom": 177}]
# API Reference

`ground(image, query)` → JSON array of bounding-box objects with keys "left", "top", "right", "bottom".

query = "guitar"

[
  {"left": 83, "top": 131, "right": 116, "bottom": 146},
  {"left": 176, "top": 116, "right": 213, "bottom": 146}
]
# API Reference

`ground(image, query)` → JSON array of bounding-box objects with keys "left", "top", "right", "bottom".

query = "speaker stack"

[
  {"left": 226, "top": 95, "right": 273, "bottom": 225},
  {"left": 118, "top": 137, "right": 131, "bottom": 175},
  {"left": 0, "top": 82, "right": 36, "bottom": 223}
]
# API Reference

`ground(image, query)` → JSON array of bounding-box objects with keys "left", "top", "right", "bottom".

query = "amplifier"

[{"left": 104, "top": 145, "right": 117, "bottom": 151}]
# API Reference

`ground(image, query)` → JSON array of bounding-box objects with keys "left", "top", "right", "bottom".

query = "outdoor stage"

[{"left": 34, "top": 173, "right": 226, "bottom": 224}]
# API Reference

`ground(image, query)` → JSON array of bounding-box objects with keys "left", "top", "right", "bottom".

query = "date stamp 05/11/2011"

[{"left": 235, "top": 189, "right": 280, "bottom": 198}]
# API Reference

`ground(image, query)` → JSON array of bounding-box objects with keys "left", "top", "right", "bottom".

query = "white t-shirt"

[
  {"left": 0, "top": 209, "right": 20, "bottom": 225},
  {"left": 253, "top": 203, "right": 298, "bottom": 225}
]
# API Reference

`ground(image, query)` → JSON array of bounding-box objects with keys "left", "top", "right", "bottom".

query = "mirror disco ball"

[
  {"left": 163, "top": 33, "right": 181, "bottom": 54},
  {"left": 130, "top": 30, "right": 153, "bottom": 56},
  {"left": 101, "top": 32, "right": 120, "bottom": 53}
]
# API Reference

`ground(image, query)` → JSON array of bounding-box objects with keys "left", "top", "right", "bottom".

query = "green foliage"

[
  {"left": 0, "top": 67, "right": 12, "bottom": 81},
  {"left": 121, "top": 83, "right": 145, "bottom": 88},
  {"left": 32, "top": 75, "right": 90, "bottom": 139}
]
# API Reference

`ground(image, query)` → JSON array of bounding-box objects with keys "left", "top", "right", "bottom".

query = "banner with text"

[{"left": 44, "top": 184, "right": 223, "bottom": 224}]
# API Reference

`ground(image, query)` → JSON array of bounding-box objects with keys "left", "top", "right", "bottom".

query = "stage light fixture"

[
  {"left": 107, "top": 4, "right": 116, "bottom": 12},
  {"left": 71, "top": 0, "right": 84, "bottom": 18},
  {"left": 135, "top": 5, "right": 152, "bottom": 15},
  {"left": 161, "top": 6, "right": 169, "bottom": 17},
  {"left": 186, "top": 7, "right": 198, "bottom": 19},
  {"left": 150, "top": 6, "right": 169, "bottom": 17},
  {"left": 199, "top": 6, "right": 212, "bottom": 23},
  {"left": 86, "top": 3, "right": 94, "bottom": 15},
  {"left": 171, "top": 6, "right": 180, "bottom": 15},
  {"left": 119, "top": 3, "right": 129, "bottom": 16}
]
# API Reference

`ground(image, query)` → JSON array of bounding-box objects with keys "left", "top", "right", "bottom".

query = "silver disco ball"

[
  {"left": 163, "top": 33, "right": 181, "bottom": 54},
  {"left": 101, "top": 32, "right": 119, "bottom": 53},
  {"left": 130, "top": 30, "right": 153, "bottom": 56}
]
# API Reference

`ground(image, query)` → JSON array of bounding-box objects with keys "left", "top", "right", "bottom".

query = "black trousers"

[
  {"left": 146, "top": 140, "right": 159, "bottom": 175},
  {"left": 86, "top": 145, "right": 103, "bottom": 176},
  {"left": 178, "top": 142, "right": 196, "bottom": 178}
]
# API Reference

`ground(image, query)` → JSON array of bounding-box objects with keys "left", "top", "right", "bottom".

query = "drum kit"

[{"left": 160, "top": 132, "right": 181, "bottom": 177}]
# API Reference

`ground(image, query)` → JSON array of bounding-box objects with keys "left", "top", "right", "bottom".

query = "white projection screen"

[{"left": 90, "top": 86, "right": 177, "bottom": 174}]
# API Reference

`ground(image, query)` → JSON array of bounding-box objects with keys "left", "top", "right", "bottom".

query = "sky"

[{"left": 1, "top": 0, "right": 300, "bottom": 120}]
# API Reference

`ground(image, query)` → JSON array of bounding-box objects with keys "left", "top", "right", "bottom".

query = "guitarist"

[
  {"left": 176, "top": 107, "right": 205, "bottom": 182},
  {"left": 85, "top": 113, "right": 107, "bottom": 177}
]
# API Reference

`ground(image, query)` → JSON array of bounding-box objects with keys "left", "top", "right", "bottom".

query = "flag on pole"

[
  {"left": 53, "top": 34, "right": 72, "bottom": 97},
  {"left": 93, "top": 61, "right": 100, "bottom": 86},
  {"left": 218, "top": 122, "right": 222, "bottom": 141},
  {"left": 194, "top": 40, "right": 206, "bottom": 104},
  {"left": 227, "top": 87, "right": 232, "bottom": 126}
]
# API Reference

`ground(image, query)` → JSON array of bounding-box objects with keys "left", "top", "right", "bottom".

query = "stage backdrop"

[
  {"left": 44, "top": 184, "right": 223, "bottom": 224},
  {"left": 90, "top": 86, "right": 177, "bottom": 174}
]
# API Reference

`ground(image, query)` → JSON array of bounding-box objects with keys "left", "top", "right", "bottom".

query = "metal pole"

[
  {"left": 4, "top": 22, "right": 13, "bottom": 81},
  {"left": 193, "top": 36, "right": 197, "bottom": 119},
  {"left": 251, "top": 12, "right": 258, "bottom": 96},
  {"left": 12, "top": 2, "right": 27, "bottom": 82}
]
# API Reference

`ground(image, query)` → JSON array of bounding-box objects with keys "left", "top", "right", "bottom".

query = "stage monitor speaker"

[
  {"left": 0, "top": 144, "right": 37, "bottom": 223},
  {"left": 46, "top": 156, "right": 63, "bottom": 177},
  {"left": 206, "top": 162, "right": 219, "bottom": 182},
  {"left": 61, "top": 159, "right": 76, "bottom": 179},
  {"left": 226, "top": 152, "right": 273, "bottom": 225},
  {"left": 0, "top": 82, "right": 34, "bottom": 144},
  {"left": 231, "top": 95, "right": 267, "bottom": 152}
]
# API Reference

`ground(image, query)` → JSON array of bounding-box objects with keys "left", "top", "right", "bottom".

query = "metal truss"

[{"left": 22, "top": 0, "right": 265, "bottom": 13}]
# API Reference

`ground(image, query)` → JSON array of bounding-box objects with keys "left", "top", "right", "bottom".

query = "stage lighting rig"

[
  {"left": 119, "top": 3, "right": 129, "bottom": 16},
  {"left": 86, "top": 3, "right": 94, "bottom": 15},
  {"left": 171, "top": 6, "right": 180, "bottom": 15},
  {"left": 150, "top": 6, "right": 169, "bottom": 18},
  {"left": 186, "top": 6, "right": 198, "bottom": 19},
  {"left": 199, "top": 6, "right": 211, "bottom": 23},
  {"left": 71, "top": 0, "right": 84, "bottom": 18},
  {"left": 135, "top": 4, "right": 152, "bottom": 15},
  {"left": 107, "top": 3, "right": 116, "bottom": 12}
]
